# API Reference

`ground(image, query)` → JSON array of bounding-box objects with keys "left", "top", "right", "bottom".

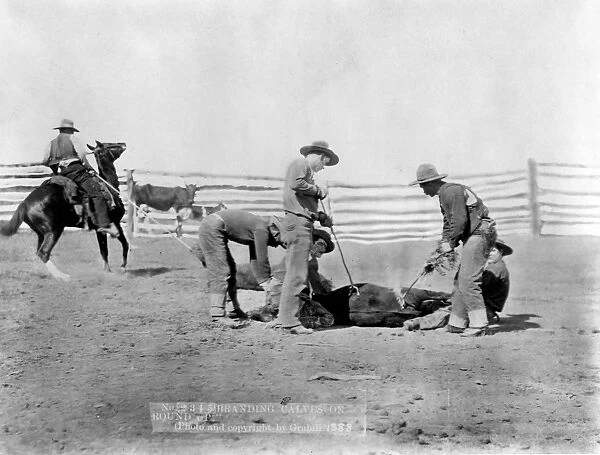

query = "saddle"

[{"left": 41, "top": 175, "right": 121, "bottom": 229}]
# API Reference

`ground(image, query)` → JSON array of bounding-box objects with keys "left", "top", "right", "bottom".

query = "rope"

[
  {"left": 400, "top": 271, "right": 426, "bottom": 308},
  {"left": 320, "top": 200, "right": 359, "bottom": 296},
  {"left": 400, "top": 251, "right": 448, "bottom": 307},
  {"left": 93, "top": 172, "right": 194, "bottom": 252}
]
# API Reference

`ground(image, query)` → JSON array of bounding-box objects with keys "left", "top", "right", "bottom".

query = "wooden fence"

[{"left": 1, "top": 160, "right": 599, "bottom": 243}]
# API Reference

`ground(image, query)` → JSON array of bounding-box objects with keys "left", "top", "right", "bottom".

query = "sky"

[{"left": 1, "top": 0, "right": 599, "bottom": 184}]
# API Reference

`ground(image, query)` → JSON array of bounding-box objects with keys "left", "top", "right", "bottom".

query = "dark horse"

[{"left": 0, "top": 141, "right": 129, "bottom": 280}]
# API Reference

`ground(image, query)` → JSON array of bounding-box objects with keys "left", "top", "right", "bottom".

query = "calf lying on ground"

[
  {"left": 313, "top": 283, "right": 451, "bottom": 327},
  {"left": 234, "top": 263, "right": 451, "bottom": 328}
]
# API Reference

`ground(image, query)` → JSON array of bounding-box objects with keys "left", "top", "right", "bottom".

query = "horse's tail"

[{"left": 0, "top": 202, "right": 26, "bottom": 236}]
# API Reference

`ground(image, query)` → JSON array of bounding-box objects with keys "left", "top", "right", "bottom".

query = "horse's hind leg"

[
  {"left": 115, "top": 223, "right": 129, "bottom": 270},
  {"left": 96, "top": 231, "right": 110, "bottom": 272},
  {"left": 37, "top": 229, "right": 70, "bottom": 281}
]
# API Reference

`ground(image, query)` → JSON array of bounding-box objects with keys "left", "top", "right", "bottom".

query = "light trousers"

[{"left": 275, "top": 213, "right": 313, "bottom": 328}]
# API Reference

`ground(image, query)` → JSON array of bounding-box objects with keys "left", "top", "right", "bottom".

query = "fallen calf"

[{"left": 313, "top": 283, "right": 451, "bottom": 328}]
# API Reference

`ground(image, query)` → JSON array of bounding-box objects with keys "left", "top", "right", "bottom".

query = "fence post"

[
  {"left": 527, "top": 159, "right": 542, "bottom": 236},
  {"left": 126, "top": 169, "right": 135, "bottom": 240}
]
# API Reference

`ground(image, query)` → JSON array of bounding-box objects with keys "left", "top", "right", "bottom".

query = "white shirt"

[{"left": 42, "top": 134, "right": 98, "bottom": 171}]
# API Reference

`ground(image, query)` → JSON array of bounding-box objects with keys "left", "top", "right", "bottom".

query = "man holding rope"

[
  {"left": 268, "top": 141, "right": 338, "bottom": 335},
  {"left": 249, "top": 228, "right": 335, "bottom": 322},
  {"left": 410, "top": 164, "right": 497, "bottom": 337},
  {"left": 403, "top": 238, "right": 512, "bottom": 331}
]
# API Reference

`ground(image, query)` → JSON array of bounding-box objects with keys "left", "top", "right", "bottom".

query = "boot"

[
  {"left": 460, "top": 327, "right": 487, "bottom": 337},
  {"left": 486, "top": 308, "right": 500, "bottom": 324},
  {"left": 227, "top": 288, "right": 248, "bottom": 319},
  {"left": 284, "top": 325, "right": 313, "bottom": 335},
  {"left": 462, "top": 309, "right": 488, "bottom": 336},
  {"left": 249, "top": 304, "right": 277, "bottom": 322},
  {"left": 228, "top": 308, "right": 249, "bottom": 319},
  {"left": 210, "top": 293, "right": 249, "bottom": 328},
  {"left": 209, "top": 293, "right": 227, "bottom": 319}
]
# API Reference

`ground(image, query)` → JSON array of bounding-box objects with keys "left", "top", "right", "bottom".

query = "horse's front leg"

[
  {"left": 96, "top": 230, "right": 110, "bottom": 272},
  {"left": 115, "top": 223, "right": 129, "bottom": 270}
]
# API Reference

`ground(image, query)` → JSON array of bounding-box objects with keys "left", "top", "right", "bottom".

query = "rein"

[{"left": 93, "top": 173, "right": 194, "bottom": 252}]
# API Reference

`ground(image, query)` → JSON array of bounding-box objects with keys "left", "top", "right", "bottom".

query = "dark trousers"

[{"left": 60, "top": 162, "right": 111, "bottom": 228}]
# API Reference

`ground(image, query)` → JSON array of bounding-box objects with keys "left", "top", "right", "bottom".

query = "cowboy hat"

[
  {"left": 312, "top": 229, "right": 335, "bottom": 253},
  {"left": 299, "top": 141, "right": 339, "bottom": 166},
  {"left": 409, "top": 163, "right": 448, "bottom": 186},
  {"left": 494, "top": 239, "right": 513, "bottom": 256},
  {"left": 53, "top": 118, "right": 80, "bottom": 132}
]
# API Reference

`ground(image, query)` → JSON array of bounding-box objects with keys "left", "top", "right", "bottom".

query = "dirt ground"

[{"left": 0, "top": 231, "right": 599, "bottom": 454}]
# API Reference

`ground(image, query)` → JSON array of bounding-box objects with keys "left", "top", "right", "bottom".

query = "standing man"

[
  {"left": 248, "top": 228, "right": 335, "bottom": 322},
  {"left": 197, "top": 209, "right": 285, "bottom": 327},
  {"left": 410, "top": 164, "right": 496, "bottom": 336},
  {"left": 270, "top": 141, "right": 339, "bottom": 335},
  {"left": 42, "top": 119, "right": 119, "bottom": 237}
]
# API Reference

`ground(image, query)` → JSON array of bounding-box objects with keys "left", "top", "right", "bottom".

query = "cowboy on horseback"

[{"left": 42, "top": 119, "right": 119, "bottom": 238}]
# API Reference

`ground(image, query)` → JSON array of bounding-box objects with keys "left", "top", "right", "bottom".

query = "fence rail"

[{"left": 1, "top": 159, "right": 599, "bottom": 243}]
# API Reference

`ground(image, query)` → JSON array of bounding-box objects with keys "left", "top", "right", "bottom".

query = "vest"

[
  {"left": 441, "top": 182, "right": 490, "bottom": 239},
  {"left": 45, "top": 134, "right": 79, "bottom": 166}
]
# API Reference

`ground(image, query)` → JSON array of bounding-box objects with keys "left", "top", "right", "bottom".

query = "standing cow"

[{"left": 131, "top": 183, "right": 197, "bottom": 237}]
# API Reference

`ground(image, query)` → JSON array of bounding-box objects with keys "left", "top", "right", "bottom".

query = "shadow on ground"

[
  {"left": 125, "top": 267, "right": 186, "bottom": 278},
  {"left": 490, "top": 313, "right": 542, "bottom": 333}
]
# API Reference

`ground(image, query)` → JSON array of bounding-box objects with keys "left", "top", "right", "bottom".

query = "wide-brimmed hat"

[
  {"left": 495, "top": 239, "right": 513, "bottom": 256},
  {"left": 409, "top": 163, "right": 448, "bottom": 186},
  {"left": 299, "top": 141, "right": 339, "bottom": 166},
  {"left": 312, "top": 229, "right": 335, "bottom": 253},
  {"left": 53, "top": 118, "right": 79, "bottom": 132}
]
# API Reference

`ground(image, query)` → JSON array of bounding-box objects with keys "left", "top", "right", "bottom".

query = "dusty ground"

[{"left": 0, "top": 231, "right": 599, "bottom": 454}]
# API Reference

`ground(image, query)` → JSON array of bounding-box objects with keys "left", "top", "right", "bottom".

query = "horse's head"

[
  {"left": 87, "top": 140, "right": 127, "bottom": 188},
  {"left": 87, "top": 140, "right": 127, "bottom": 166}
]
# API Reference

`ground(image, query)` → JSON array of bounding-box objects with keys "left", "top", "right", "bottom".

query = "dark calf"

[
  {"left": 131, "top": 183, "right": 197, "bottom": 237},
  {"left": 132, "top": 183, "right": 197, "bottom": 212},
  {"left": 314, "top": 283, "right": 451, "bottom": 327}
]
